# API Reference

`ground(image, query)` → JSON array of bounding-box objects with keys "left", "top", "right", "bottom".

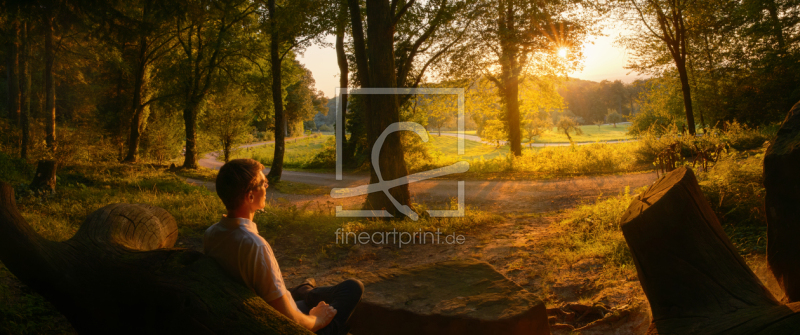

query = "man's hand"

[{"left": 309, "top": 301, "right": 337, "bottom": 331}]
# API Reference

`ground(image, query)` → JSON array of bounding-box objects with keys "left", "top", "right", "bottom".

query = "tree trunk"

[
  {"left": 267, "top": 0, "right": 286, "bottom": 185},
  {"left": 764, "top": 100, "right": 800, "bottom": 302},
  {"left": 619, "top": 167, "right": 800, "bottom": 334},
  {"left": 674, "top": 60, "right": 695, "bottom": 136},
  {"left": 498, "top": 2, "right": 522, "bottom": 157},
  {"left": 335, "top": 5, "right": 350, "bottom": 159},
  {"left": 124, "top": 37, "right": 149, "bottom": 163},
  {"left": 182, "top": 101, "right": 200, "bottom": 169},
  {"left": 43, "top": 11, "right": 57, "bottom": 152},
  {"left": 30, "top": 160, "right": 57, "bottom": 194},
  {"left": 0, "top": 182, "right": 312, "bottom": 334},
  {"left": 7, "top": 20, "right": 20, "bottom": 125},
  {"left": 20, "top": 21, "right": 30, "bottom": 159},
  {"left": 362, "top": 0, "right": 411, "bottom": 216}
]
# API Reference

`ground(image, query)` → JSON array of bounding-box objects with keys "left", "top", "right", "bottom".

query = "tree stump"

[
  {"left": 764, "top": 100, "right": 800, "bottom": 302},
  {"left": 620, "top": 167, "right": 800, "bottom": 334},
  {"left": 0, "top": 182, "right": 311, "bottom": 335},
  {"left": 30, "top": 159, "right": 57, "bottom": 194},
  {"left": 349, "top": 260, "right": 550, "bottom": 335}
]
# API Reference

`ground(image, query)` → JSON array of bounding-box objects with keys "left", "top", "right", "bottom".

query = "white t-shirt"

[{"left": 203, "top": 216, "right": 287, "bottom": 302}]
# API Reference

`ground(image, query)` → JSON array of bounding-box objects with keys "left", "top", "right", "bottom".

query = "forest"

[{"left": 0, "top": 0, "right": 799, "bottom": 334}]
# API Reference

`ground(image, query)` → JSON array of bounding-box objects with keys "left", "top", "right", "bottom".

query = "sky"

[{"left": 298, "top": 26, "right": 646, "bottom": 99}]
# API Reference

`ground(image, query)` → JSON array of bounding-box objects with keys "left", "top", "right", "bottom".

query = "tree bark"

[
  {"left": 43, "top": 10, "right": 57, "bottom": 152},
  {"left": 182, "top": 100, "right": 200, "bottom": 169},
  {"left": 497, "top": 2, "right": 522, "bottom": 156},
  {"left": 676, "top": 58, "right": 696, "bottom": 135},
  {"left": 267, "top": 0, "right": 286, "bottom": 185},
  {"left": 362, "top": 0, "right": 411, "bottom": 216},
  {"left": 619, "top": 167, "right": 800, "bottom": 334},
  {"left": 335, "top": 3, "right": 350, "bottom": 158},
  {"left": 30, "top": 160, "right": 57, "bottom": 194},
  {"left": 124, "top": 36, "right": 150, "bottom": 163},
  {"left": 764, "top": 100, "right": 800, "bottom": 302},
  {"left": 7, "top": 20, "right": 20, "bottom": 125},
  {"left": 0, "top": 183, "right": 312, "bottom": 334},
  {"left": 20, "top": 21, "right": 30, "bottom": 159}
]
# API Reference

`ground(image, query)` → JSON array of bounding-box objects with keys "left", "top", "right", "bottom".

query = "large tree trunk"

[
  {"left": 20, "top": 21, "right": 30, "bottom": 159},
  {"left": 267, "top": 0, "right": 286, "bottom": 185},
  {"left": 619, "top": 167, "right": 800, "bottom": 334},
  {"left": 0, "top": 182, "right": 312, "bottom": 334},
  {"left": 43, "top": 11, "right": 57, "bottom": 152},
  {"left": 124, "top": 37, "right": 150, "bottom": 163},
  {"left": 362, "top": 0, "right": 411, "bottom": 216},
  {"left": 182, "top": 100, "right": 200, "bottom": 169},
  {"left": 7, "top": 20, "right": 20, "bottom": 125},
  {"left": 764, "top": 100, "right": 800, "bottom": 302},
  {"left": 498, "top": 2, "right": 522, "bottom": 157}
]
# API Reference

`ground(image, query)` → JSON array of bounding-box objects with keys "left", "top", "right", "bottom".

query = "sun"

[{"left": 557, "top": 47, "right": 568, "bottom": 58}]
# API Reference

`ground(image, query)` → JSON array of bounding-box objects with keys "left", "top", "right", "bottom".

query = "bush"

[
  {"left": 720, "top": 120, "right": 773, "bottom": 151},
  {"left": 696, "top": 147, "right": 768, "bottom": 253},
  {"left": 627, "top": 110, "right": 675, "bottom": 136},
  {"left": 318, "top": 124, "right": 333, "bottom": 132}
]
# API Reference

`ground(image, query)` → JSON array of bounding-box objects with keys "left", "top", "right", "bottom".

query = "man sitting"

[{"left": 203, "top": 159, "right": 363, "bottom": 334}]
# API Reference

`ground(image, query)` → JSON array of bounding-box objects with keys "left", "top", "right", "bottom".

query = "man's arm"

[{"left": 268, "top": 292, "right": 337, "bottom": 332}]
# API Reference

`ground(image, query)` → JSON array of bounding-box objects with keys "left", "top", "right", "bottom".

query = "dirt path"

[{"left": 189, "top": 169, "right": 659, "bottom": 214}]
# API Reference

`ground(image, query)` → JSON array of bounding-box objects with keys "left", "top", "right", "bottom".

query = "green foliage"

[
  {"left": 556, "top": 117, "right": 584, "bottom": 143},
  {"left": 522, "top": 117, "right": 550, "bottom": 146},
  {"left": 696, "top": 148, "right": 768, "bottom": 254},
  {"left": 721, "top": 121, "right": 775, "bottom": 151},
  {"left": 482, "top": 119, "right": 507, "bottom": 147},
  {"left": 605, "top": 110, "right": 625, "bottom": 126}
]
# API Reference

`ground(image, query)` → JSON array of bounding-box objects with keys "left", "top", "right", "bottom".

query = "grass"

[
  {"left": 419, "top": 137, "right": 648, "bottom": 177},
  {"left": 532, "top": 145, "right": 780, "bottom": 309},
  {"left": 441, "top": 124, "right": 632, "bottom": 143},
  {"left": 531, "top": 123, "right": 632, "bottom": 143},
  {"left": 539, "top": 187, "right": 640, "bottom": 288},
  {"left": 231, "top": 135, "right": 332, "bottom": 169},
  {"left": 0, "top": 154, "right": 499, "bottom": 334},
  {"left": 426, "top": 135, "right": 509, "bottom": 161}
]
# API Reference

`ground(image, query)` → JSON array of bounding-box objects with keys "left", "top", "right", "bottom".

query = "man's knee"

[{"left": 341, "top": 279, "right": 364, "bottom": 298}]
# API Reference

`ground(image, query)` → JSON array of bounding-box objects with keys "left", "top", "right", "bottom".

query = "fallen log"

[
  {"left": 620, "top": 167, "right": 800, "bottom": 334},
  {"left": 764, "top": 100, "right": 800, "bottom": 302},
  {"left": 0, "top": 182, "right": 311, "bottom": 335}
]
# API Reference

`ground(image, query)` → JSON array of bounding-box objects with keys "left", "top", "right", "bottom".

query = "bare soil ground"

[{"left": 183, "top": 170, "right": 660, "bottom": 334}]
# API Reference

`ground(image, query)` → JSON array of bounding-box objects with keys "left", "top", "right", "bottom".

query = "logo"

[{"left": 331, "top": 88, "right": 468, "bottom": 220}]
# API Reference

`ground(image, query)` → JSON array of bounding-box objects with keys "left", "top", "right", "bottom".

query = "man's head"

[{"left": 216, "top": 159, "right": 267, "bottom": 212}]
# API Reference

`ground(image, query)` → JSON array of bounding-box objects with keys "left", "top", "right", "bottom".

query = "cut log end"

[{"left": 621, "top": 167, "right": 792, "bottom": 334}]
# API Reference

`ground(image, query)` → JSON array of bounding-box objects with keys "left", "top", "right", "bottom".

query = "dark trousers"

[{"left": 293, "top": 279, "right": 364, "bottom": 335}]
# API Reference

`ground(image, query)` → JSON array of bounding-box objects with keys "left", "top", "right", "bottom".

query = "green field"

[
  {"left": 230, "top": 135, "right": 333, "bottom": 168},
  {"left": 532, "top": 123, "right": 631, "bottom": 143},
  {"left": 426, "top": 134, "right": 513, "bottom": 161},
  {"left": 443, "top": 123, "right": 632, "bottom": 143}
]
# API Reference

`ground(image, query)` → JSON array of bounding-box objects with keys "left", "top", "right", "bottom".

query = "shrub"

[
  {"left": 696, "top": 148, "right": 768, "bottom": 253},
  {"left": 318, "top": 124, "right": 333, "bottom": 132},
  {"left": 720, "top": 120, "right": 771, "bottom": 151}
]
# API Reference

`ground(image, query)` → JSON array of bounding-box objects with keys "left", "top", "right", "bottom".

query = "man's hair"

[{"left": 216, "top": 159, "right": 265, "bottom": 211}]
